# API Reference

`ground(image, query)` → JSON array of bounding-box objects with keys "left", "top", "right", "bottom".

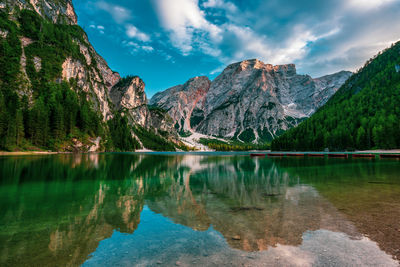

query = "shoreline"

[
  {"left": 356, "top": 149, "right": 400, "bottom": 153},
  {"left": 1, "top": 149, "right": 400, "bottom": 156},
  {"left": 0, "top": 151, "right": 66, "bottom": 156}
]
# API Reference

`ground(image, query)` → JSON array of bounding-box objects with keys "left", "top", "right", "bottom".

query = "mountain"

[
  {"left": 149, "top": 76, "right": 211, "bottom": 135},
  {"left": 0, "top": 0, "right": 181, "bottom": 152},
  {"left": 150, "top": 59, "right": 351, "bottom": 143},
  {"left": 271, "top": 42, "right": 400, "bottom": 151}
]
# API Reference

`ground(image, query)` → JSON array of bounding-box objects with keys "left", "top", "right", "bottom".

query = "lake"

[{"left": 0, "top": 153, "right": 399, "bottom": 266}]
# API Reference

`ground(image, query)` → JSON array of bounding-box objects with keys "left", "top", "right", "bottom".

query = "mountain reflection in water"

[{"left": 0, "top": 153, "right": 399, "bottom": 266}]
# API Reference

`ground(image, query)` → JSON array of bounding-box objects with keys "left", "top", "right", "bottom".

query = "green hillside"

[
  {"left": 0, "top": 9, "right": 137, "bottom": 151},
  {"left": 0, "top": 9, "right": 178, "bottom": 152},
  {"left": 272, "top": 41, "right": 400, "bottom": 151}
]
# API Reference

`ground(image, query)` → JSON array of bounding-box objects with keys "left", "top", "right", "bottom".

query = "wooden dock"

[
  {"left": 327, "top": 153, "right": 348, "bottom": 158},
  {"left": 250, "top": 153, "right": 266, "bottom": 158},
  {"left": 267, "top": 153, "right": 285, "bottom": 157},
  {"left": 352, "top": 154, "right": 376, "bottom": 158},
  {"left": 285, "top": 153, "right": 305, "bottom": 157},
  {"left": 307, "top": 154, "right": 325, "bottom": 157},
  {"left": 248, "top": 152, "right": 400, "bottom": 159}
]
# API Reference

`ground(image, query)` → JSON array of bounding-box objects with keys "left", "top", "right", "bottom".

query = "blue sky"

[{"left": 72, "top": 0, "right": 400, "bottom": 97}]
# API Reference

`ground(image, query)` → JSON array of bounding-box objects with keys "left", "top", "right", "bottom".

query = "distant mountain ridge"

[{"left": 151, "top": 59, "right": 351, "bottom": 143}]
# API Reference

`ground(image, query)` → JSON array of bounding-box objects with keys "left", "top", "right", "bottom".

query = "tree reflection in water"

[{"left": 0, "top": 154, "right": 399, "bottom": 266}]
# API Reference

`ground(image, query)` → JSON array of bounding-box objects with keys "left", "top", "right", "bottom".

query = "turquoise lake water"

[{"left": 0, "top": 153, "right": 399, "bottom": 266}]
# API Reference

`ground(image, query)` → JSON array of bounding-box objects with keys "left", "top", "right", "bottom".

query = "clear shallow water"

[{"left": 0, "top": 153, "right": 399, "bottom": 266}]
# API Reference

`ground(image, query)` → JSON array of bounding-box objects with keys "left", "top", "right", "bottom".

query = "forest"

[
  {"left": 0, "top": 10, "right": 177, "bottom": 152},
  {"left": 271, "top": 41, "right": 400, "bottom": 151},
  {"left": 198, "top": 138, "right": 270, "bottom": 151},
  {"left": 0, "top": 10, "right": 110, "bottom": 151}
]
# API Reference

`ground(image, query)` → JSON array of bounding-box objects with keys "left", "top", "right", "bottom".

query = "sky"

[{"left": 72, "top": 0, "right": 400, "bottom": 97}]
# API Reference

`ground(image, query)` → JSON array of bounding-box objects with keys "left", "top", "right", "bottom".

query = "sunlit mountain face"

[{"left": 1, "top": 154, "right": 399, "bottom": 266}]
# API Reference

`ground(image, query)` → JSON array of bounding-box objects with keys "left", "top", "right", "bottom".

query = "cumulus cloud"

[
  {"left": 90, "top": 2, "right": 152, "bottom": 44},
  {"left": 202, "top": 0, "right": 237, "bottom": 13},
  {"left": 346, "top": 0, "right": 396, "bottom": 11},
  {"left": 126, "top": 24, "right": 151, "bottom": 42},
  {"left": 89, "top": 24, "right": 105, "bottom": 34},
  {"left": 87, "top": 0, "right": 400, "bottom": 78},
  {"left": 142, "top": 45, "right": 155, "bottom": 52},
  {"left": 96, "top": 1, "right": 132, "bottom": 23},
  {"left": 296, "top": 0, "right": 400, "bottom": 76},
  {"left": 201, "top": 0, "right": 400, "bottom": 76},
  {"left": 151, "top": 0, "right": 347, "bottom": 71},
  {"left": 123, "top": 41, "right": 154, "bottom": 53},
  {"left": 152, "top": 0, "right": 222, "bottom": 55}
]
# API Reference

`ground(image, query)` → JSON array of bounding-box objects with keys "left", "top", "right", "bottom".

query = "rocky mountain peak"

[
  {"left": 226, "top": 59, "right": 297, "bottom": 76},
  {"left": 238, "top": 59, "right": 264, "bottom": 71},
  {"left": 129, "top": 76, "right": 146, "bottom": 94},
  {"left": 108, "top": 76, "right": 152, "bottom": 127},
  {"left": 274, "top": 64, "right": 297, "bottom": 76},
  {"left": 151, "top": 59, "right": 352, "bottom": 143},
  {"left": 110, "top": 76, "right": 147, "bottom": 111},
  {"left": 181, "top": 76, "right": 211, "bottom": 93},
  {"left": 149, "top": 76, "right": 211, "bottom": 133},
  {"left": 1, "top": 0, "right": 78, "bottom": 25}
]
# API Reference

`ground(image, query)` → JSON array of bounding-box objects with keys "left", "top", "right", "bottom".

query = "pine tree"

[
  {"left": 15, "top": 109, "right": 24, "bottom": 147},
  {"left": 0, "top": 92, "right": 8, "bottom": 149},
  {"left": 356, "top": 126, "right": 366, "bottom": 150}
]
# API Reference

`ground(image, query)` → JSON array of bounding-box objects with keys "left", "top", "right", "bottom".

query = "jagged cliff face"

[
  {"left": 110, "top": 76, "right": 177, "bottom": 138},
  {"left": 1, "top": 0, "right": 121, "bottom": 121},
  {"left": 150, "top": 76, "right": 211, "bottom": 133},
  {"left": 151, "top": 59, "right": 351, "bottom": 142},
  {"left": 58, "top": 28, "right": 122, "bottom": 120},
  {"left": 2, "top": 0, "right": 77, "bottom": 25},
  {"left": 110, "top": 77, "right": 150, "bottom": 126},
  {"left": 311, "top": 71, "right": 352, "bottom": 108},
  {"left": 61, "top": 53, "right": 120, "bottom": 120}
]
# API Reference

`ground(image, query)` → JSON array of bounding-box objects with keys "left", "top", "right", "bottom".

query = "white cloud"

[
  {"left": 152, "top": 0, "right": 331, "bottom": 65},
  {"left": 123, "top": 41, "right": 154, "bottom": 53},
  {"left": 346, "top": 0, "right": 396, "bottom": 11},
  {"left": 142, "top": 45, "right": 154, "bottom": 52},
  {"left": 125, "top": 41, "right": 138, "bottom": 47},
  {"left": 126, "top": 24, "right": 151, "bottom": 42},
  {"left": 107, "top": 0, "right": 400, "bottom": 78},
  {"left": 152, "top": 0, "right": 222, "bottom": 55},
  {"left": 96, "top": 1, "right": 131, "bottom": 24},
  {"left": 217, "top": 24, "right": 323, "bottom": 66},
  {"left": 89, "top": 24, "right": 105, "bottom": 34},
  {"left": 202, "top": 0, "right": 237, "bottom": 13}
]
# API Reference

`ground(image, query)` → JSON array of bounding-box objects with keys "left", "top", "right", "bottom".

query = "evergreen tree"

[{"left": 15, "top": 109, "right": 24, "bottom": 147}]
